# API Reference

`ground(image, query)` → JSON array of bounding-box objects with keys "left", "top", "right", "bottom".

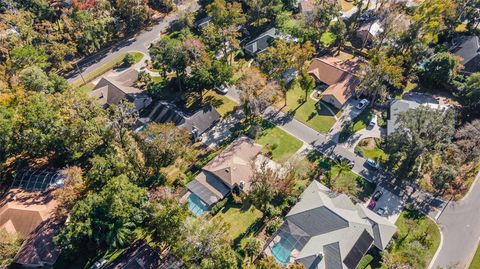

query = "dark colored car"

[
  {"left": 367, "top": 200, "right": 376, "bottom": 210},
  {"left": 372, "top": 190, "right": 383, "bottom": 201}
]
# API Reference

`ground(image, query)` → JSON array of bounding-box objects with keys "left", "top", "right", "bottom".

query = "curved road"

[
  {"left": 67, "top": 0, "right": 200, "bottom": 83},
  {"left": 431, "top": 173, "right": 480, "bottom": 269}
]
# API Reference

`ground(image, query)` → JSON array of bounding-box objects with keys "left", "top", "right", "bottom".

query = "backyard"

[
  {"left": 256, "top": 120, "right": 304, "bottom": 163},
  {"left": 382, "top": 209, "right": 441, "bottom": 268},
  {"left": 277, "top": 84, "right": 339, "bottom": 134},
  {"left": 213, "top": 197, "right": 263, "bottom": 242}
]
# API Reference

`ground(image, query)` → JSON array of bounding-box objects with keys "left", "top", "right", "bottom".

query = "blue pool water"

[
  {"left": 271, "top": 239, "right": 293, "bottom": 265},
  {"left": 188, "top": 193, "right": 209, "bottom": 216}
]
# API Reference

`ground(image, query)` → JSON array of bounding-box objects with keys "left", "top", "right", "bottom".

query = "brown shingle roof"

[
  {"left": 0, "top": 189, "right": 57, "bottom": 238},
  {"left": 307, "top": 57, "right": 361, "bottom": 106},
  {"left": 203, "top": 136, "right": 262, "bottom": 189},
  {"left": 13, "top": 217, "right": 62, "bottom": 267}
]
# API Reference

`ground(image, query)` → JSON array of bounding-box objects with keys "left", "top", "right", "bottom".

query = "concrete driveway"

[{"left": 366, "top": 186, "right": 403, "bottom": 223}]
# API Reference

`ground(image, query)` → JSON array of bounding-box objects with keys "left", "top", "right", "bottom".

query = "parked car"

[
  {"left": 369, "top": 114, "right": 378, "bottom": 128},
  {"left": 90, "top": 258, "right": 106, "bottom": 269},
  {"left": 372, "top": 190, "right": 383, "bottom": 201},
  {"left": 356, "top": 99, "right": 369, "bottom": 110},
  {"left": 335, "top": 155, "right": 355, "bottom": 168},
  {"left": 214, "top": 84, "right": 229, "bottom": 94},
  {"left": 367, "top": 199, "right": 376, "bottom": 210},
  {"left": 376, "top": 207, "right": 386, "bottom": 216},
  {"left": 366, "top": 159, "right": 380, "bottom": 170}
]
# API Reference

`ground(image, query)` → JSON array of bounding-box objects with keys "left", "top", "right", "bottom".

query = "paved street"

[
  {"left": 431, "top": 173, "right": 480, "bottom": 269},
  {"left": 67, "top": 0, "right": 200, "bottom": 83}
]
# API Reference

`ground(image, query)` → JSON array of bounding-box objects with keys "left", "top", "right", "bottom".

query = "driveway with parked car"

[{"left": 365, "top": 186, "right": 403, "bottom": 223}]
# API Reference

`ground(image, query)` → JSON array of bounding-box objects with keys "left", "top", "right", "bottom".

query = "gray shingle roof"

[
  {"left": 244, "top": 28, "right": 278, "bottom": 55},
  {"left": 271, "top": 181, "right": 396, "bottom": 269},
  {"left": 450, "top": 36, "right": 480, "bottom": 73}
]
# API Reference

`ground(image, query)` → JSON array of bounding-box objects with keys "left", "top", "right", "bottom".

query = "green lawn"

[
  {"left": 71, "top": 51, "right": 144, "bottom": 89},
  {"left": 308, "top": 153, "right": 375, "bottom": 201},
  {"left": 278, "top": 84, "right": 337, "bottom": 134},
  {"left": 213, "top": 198, "right": 263, "bottom": 241},
  {"left": 384, "top": 209, "right": 441, "bottom": 268},
  {"left": 203, "top": 90, "right": 238, "bottom": 117},
  {"left": 78, "top": 82, "right": 95, "bottom": 94},
  {"left": 352, "top": 109, "right": 373, "bottom": 133},
  {"left": 256, "top": 120, "right": 303, "bottom": 163},
  {"left": 355, "top": 138, "right": 388, "bottom": 163},
  {"left": 469, "top": 244, "right": 480, "bottom": 269}
]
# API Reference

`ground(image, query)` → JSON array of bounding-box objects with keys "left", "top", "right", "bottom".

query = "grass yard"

[
  {"left": 256, "top": 120, "right": 303, "bottom": 163},
  {"left": 71, "top": 51, "right": 144, "bottom": 89},
  {"left": 213, "top": 198, "right": 263, "bottom": 241},
  {"left": 278, "top": 84, "right": 338, "bottom": 134},
  {"left": 352, "top": 109, "right": 373, "bottom": 133},
  {"left": 203, "top": 90, "right": 238, "bottom": 117},
  {"left": 384, "top": 209, "right": 441, "bottom": 268},
  {"left": 78, "top": 82, "right": 95, "bottom": 94},
  {"left": 470, "top": 244, "right": 480, "bottom": 269},
  {"left": 308, "top": 152, "right": 375, "bottom": 201},
  {"left": 355, "top": 138, "right": 388, "bottom": 163}
]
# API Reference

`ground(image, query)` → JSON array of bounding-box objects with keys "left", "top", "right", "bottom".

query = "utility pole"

[{"left": 75, "top": 62, "right": 86, "bottom": 85}]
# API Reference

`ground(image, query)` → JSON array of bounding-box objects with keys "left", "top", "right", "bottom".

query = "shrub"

[
  {"left": 265, "top": 205, "right": 281, "bottom": 219},
  {"left": 356, "top": 254, "right": 373, "bottom": 269},
  {"left": 210, "top": 199, "right": 228, "bottom": 215},
  {"left": 266, "top": 218, "right": 282, "bottom": 236},
  {"left": 123, "top": 53, "right": 136, "bottom": 67},
  {"left": 286, "top": 196, "right": 298, "bottom": 206}
]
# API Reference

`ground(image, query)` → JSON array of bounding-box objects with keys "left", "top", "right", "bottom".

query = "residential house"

[
  {"left": 105, "top": 240, "right": 183, "bottom": 269},
  {"left": 185, "top": 136, "right": 262, "bottom": 215},
  {"left": 0, "top": 189, "right": 58, "bottom": 238},
  {"left": 356, "top": 20, "right": 384, "bottom": 46},
  {"left": 244, "top": 28, "right": 279, "bottom": 56},
  {"left": 265, "top": 181, "right": 396, "bottom": 268},
  {"left": 387, "top": 99, "right": 449, "bottom": 136},
  {"left": 89, "top": 69, "right": 152, "bottom": 111},
  {"left": 140, "top": 101, "right": 221, "bottom": 139},
  {"left": 12, "top": 217, "right": 62, "bottom": 269},
  {"left": 307, "top": 57, "right": 361, "bottom": 109},
  {"left": 449, "top": 35, "right": 480, "bottom": 74},
  {"left": 195, "top": 16, "right": 212, "bottom": 30}
]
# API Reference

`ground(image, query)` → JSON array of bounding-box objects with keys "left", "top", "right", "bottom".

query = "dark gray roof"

[
  {"left": 277, "top": 220, "right": 312, "bottom": 251},
  {"left": 343, "top": 230, "right": 373, "bottom": 269},
  {"left": 296, "top": 254, "right": 323, "bottom": 269},
  {"left": 186, "top": 172, "right": 230, "bottom": 206},
  {"left": 287, "top": 207, "right": 349, "bottom": 237},
  {"left": 149, "top": 102, "right": 220, "bottom": 136},
  {"left": 244, "top": 28, "right": 278, "bottom": 55},
  {"left": 450, "top": 36, "right": 480, "bottom": 73},
  {"left": 324, "top": 242, "right": 342, "bottom": 269},
  {"left": 195, "top": 16, "right": 212, "bottom": 29},
  {"left": 105, "top": 240, "right": 183, "bottom": 269}
]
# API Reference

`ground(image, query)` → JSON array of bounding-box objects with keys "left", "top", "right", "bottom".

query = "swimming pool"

[
  {"left": 271, "top": 238, "right": 293, "bottom": 265},
  {"left": 188, "top": 193, "right": 209, "bottom": 216}
]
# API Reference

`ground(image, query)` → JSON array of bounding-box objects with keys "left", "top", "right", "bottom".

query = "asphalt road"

[
  {"left": 431, "top": 173, "right": 480, "bottom": 269},
  {"left": 67, "top": 0, "right": 200, "bottom": 83}
]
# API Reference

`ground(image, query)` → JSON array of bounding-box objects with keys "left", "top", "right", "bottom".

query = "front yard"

[
  {"left": 202, "top": 90, "right": 238, "bottom": 117},
  {"left": 277, "top": 84, "right": 338, "bottom": 134},
  {"left": 256, "top": 120, "right": 303, "bottom": 163},
  {"left": 383, "top": 209, "right": 441, "bottom": 268},
  {"left": 307, "top": 152, "right": 375, "bottom": 201},
  {"left": 470, "top": 244, "right": 480, "bottom": 269},
  {"left": 355, "top": 138, "right": 388, "bottom": 163},
  {"left": 212, "top": 197, "right": 263, "bottom": 242}
]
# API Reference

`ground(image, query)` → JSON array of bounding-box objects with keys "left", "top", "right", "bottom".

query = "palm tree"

[
  {"left": 106, "top": 221, "right": 135, "bottom": 249},
  {"left": 334, "top": 161, "right": 351, "bottom": 182}
]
